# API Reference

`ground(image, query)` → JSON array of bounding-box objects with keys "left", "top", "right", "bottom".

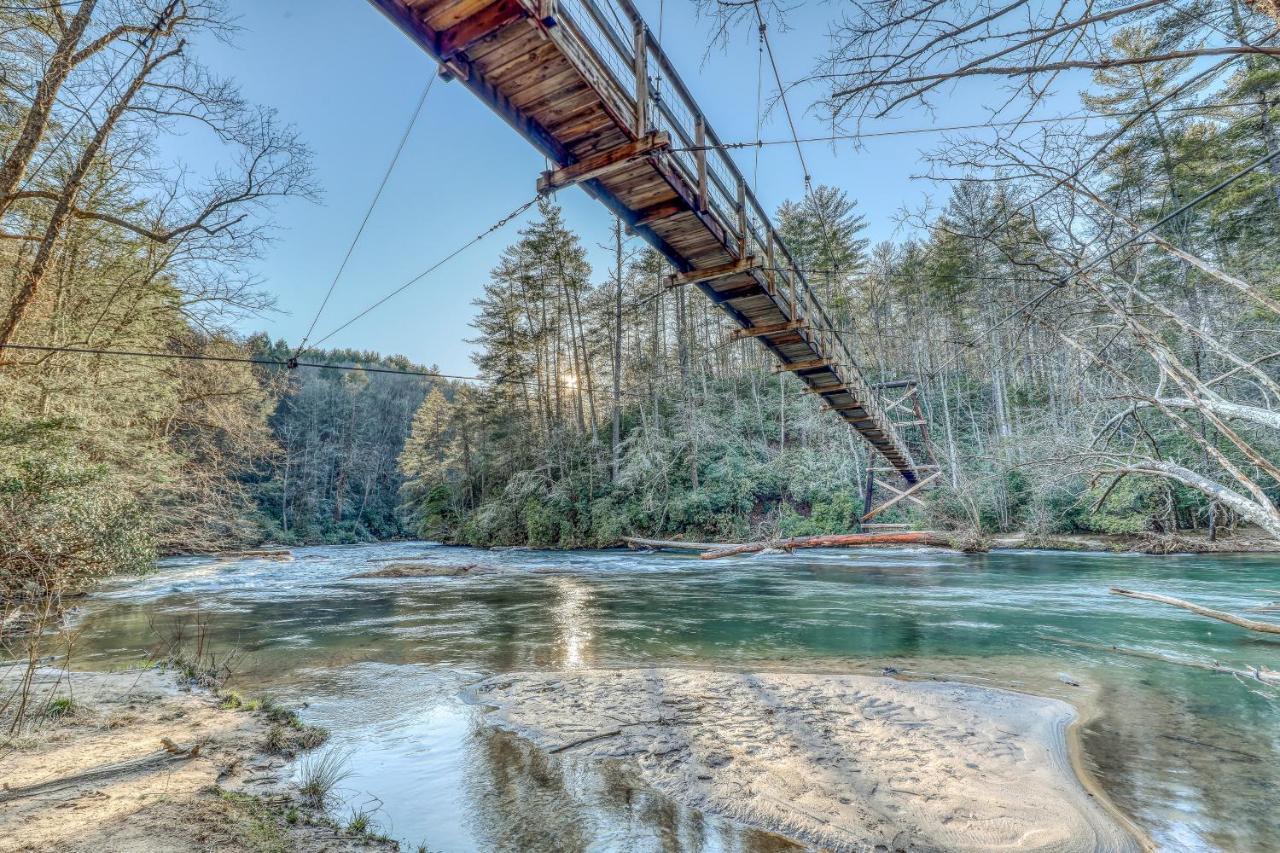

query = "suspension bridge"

[{"left": 368, "top": 0, "right": 939, "bottom": 516}]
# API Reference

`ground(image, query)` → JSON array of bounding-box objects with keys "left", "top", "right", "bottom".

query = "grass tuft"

[
  {"left": 345, "top": 807, "right": 372, "bottom": 835},
  {"left": 262, "top": 721, "right": 328, "bottom": 756},
  {"left": 296, "top": 749, "right": 351, "bottom": 806}
]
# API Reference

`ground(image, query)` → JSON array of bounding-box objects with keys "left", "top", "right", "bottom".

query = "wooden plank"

[
  {"left": 483, "top": 40, "right": 562, "bottom": 84},
  {"left": 438, "top": 0, "right": 526, "bottom": 57},
  {"left": 873, "top": 477, "right": 928, "bottom": 505},
  {"left": 505, "top": 64, "right": 580, "bottom": 107},
  {"left": 633, "top": 22, "right": 648, "bottom": 134},
  {"left": 729, "top": 320, "right": 807, "bottom": 341},
  {"left": 466, "top": 17, "right": 542, "bottom": 64},
  {"left": 369, "top": 0, "right": 571, "bottom": 166},
  {"left": 423, "top": 0, "right": 498, "bottom": 31},
  {"left": 665, "top": 256, "right": 759, "bottom": 288},
  {"left": 537, "top": 132, "right": 669, "bottom": 193},
  {"left": 521, "top": 0, "right": 635, "bottom": 136},
  {"left": 633, "top": 199, "right": 686, "bottom": 226},
  {"left": 774, "top": 358, "right": 832, "bottom": 374}
]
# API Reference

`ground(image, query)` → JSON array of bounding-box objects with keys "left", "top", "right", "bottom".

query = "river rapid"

[{"left": 72, "top": 543, "right": 1279, "bottom": 851}]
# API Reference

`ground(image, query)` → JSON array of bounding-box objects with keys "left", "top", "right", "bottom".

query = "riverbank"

[
  {"left": 0, "top": 667, "right": 396, "bottom": 852},
  {"left": 169, "top": 525, "right": 1278, "bottom": 564},
  {"left": 1015, "top": 529, "right": 1280, "bottom": 553},
  {"left": 623, "top": 527, "right": 1280, "bottom": 556},
  {"left": 473, "top": 668, "right": 1144, "bottom": 852}
]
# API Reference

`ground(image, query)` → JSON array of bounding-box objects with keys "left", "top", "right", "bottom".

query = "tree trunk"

[
  {"left": 0, "top": 0, "right": 98, "bottom": 216},
  {"left": 0, "top": 44, "right": 179, "bottom": 351},
  {"left": 1111, "top": 587, "right": 1280, "bottom": 634}
]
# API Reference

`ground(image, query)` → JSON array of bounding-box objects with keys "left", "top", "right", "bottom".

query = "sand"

[
  {"left": 473, "top": 668, "right": 1143, "bottom": 853},
  {"left": 0, "top": 668, "right": 392, "bottom": 853}
]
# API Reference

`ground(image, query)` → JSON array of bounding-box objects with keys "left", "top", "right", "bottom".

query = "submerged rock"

[{"left": 347, "top": 562, "right": 492, "bottom": 579}]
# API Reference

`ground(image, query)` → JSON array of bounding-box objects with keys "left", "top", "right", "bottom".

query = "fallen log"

[
  {"left": 1110, "top": 587, "right": 1280, "bottom": 635},
  {"left": 622, "top": 537, "right": 729, "bottom": 552},
  {"left": 700, "top": 532, "right": 953, "bottom": 560}
]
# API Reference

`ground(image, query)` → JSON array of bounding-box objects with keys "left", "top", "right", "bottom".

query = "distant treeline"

[{"left": 242, "top": 337, "right": 443, "bottom": 545}]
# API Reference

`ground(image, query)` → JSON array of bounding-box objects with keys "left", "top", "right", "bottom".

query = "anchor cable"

[{"left": 295, "top": 71, "right": 439, "bottom": 355}]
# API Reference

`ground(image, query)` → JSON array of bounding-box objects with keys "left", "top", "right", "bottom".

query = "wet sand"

[{"left": 473, "top": 668, "right": 1143, "bottom": 853}]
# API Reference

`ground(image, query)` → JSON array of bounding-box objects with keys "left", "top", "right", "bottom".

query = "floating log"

[
  {"left": 1110, "top": 587, "right": 1280, "bottom": 635},
  {"left": 700, "top": 532, "right": 953, "bottom": 560}
]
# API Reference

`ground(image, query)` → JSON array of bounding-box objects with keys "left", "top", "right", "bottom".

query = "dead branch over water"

[{"left": 1110, "top": 587, "right": 1280, "bottom": 635}]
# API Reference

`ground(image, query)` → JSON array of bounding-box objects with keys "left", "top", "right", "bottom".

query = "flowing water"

[{"left": 71, "top": 543, "right": 1279, "bottom": 851}]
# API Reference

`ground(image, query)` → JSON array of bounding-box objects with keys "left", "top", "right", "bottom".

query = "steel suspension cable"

[
  {"left": 0, "top": 342, "right": 663, "bottom": 398},
  {"left": 295, "top": 71, "right": 438, "bottom": 355},
  {"left": 668, "top": 100, "right": 1268, "bottom": 153},
  {"left": 751, "top": 0, "right": 809, "bottom": 186},
  {"left": 308, "top": 194, "right": 539, "bottom": 348}
]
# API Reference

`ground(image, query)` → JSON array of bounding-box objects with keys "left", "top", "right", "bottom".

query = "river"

[{"left": 72, "top": 543, "right": 1279, "bottom": 851}]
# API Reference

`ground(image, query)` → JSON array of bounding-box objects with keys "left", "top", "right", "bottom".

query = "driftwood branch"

[
  {"left": 1110, "top": 588, "right": 1280, "bottom": 635},
  {"left": 1041, "top": 635, "right": 1279, "bottom": 686},
  {"left": 548, "top": 728, "right": 623, "bottom": 753},
  {"left": 0, "top": 739, "right": 201, "bottom": 802}
]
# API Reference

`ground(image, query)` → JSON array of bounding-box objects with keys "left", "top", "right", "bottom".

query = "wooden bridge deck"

[{"left": 370, "top": 0, "right": 923, "bottom": 482}]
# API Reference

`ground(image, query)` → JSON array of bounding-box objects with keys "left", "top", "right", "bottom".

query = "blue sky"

[{"left": 193, "top": 1, "right": 1079, "bottom": 374}]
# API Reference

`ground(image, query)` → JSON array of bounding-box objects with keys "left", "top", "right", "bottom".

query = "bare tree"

[
  {"left": 794, "top": 0, "right": 1280, "bottom": 125},
  {"left": 0, "top": 1, "right": 314, "bottom": 352}
]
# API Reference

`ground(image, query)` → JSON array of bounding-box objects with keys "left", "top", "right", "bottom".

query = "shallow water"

[{"left": 73, "top": 542, "right": 1280, "bottom": 851}]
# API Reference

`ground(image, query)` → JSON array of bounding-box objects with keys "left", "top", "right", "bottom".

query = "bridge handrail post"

[
  {"left": 695, "top": 116, "right": 707, "bottom": 212},
  {"left": 765, "top": 231, "right": 775, "bottom": 295},
  {"left": 632, "top": 21, "right": 648, "bottom": 135},
  {"left": 736, "top": 178, "right": 747, "bottom": 257}
]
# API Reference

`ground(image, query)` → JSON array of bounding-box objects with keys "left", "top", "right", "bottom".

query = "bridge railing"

[{"left": 554, "top": 0, "right": 909, "bottom": 466}]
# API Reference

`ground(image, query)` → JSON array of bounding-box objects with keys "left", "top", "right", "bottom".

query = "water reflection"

[
  {"left": 465, "top": 728, "right": 800, "bottom": 852},
  {"left": 552, "top": 577, "right": 593, "bottom": 669},
  {"left": 68, "top": 542, "right": 1280, "bottom": 851},
  {"left": 274, "top": 663, "right": 798, "bottom": 852}
]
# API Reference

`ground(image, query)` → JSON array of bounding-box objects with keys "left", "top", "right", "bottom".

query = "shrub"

[
  {"left": 0, "top": 417, "right": 152, "bottom": 601},
  {"left": 1076, "top": 477, "right": 1163, "bottom": 534}
]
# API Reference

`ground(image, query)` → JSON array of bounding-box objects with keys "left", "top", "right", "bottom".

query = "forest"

[{"left": 5, "top": 0, "right": 1280, "bottom": 603}]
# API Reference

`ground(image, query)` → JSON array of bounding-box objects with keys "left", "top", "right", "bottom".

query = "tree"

[
  {"left": 0, "top": 2, "right": 313, "bottom": 595},
  {"left": 802, "top": 0, "right": 1280, "bottom": 124},
  {"left": 776, "top": 185, "right": 868, "bottom": 311}
]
